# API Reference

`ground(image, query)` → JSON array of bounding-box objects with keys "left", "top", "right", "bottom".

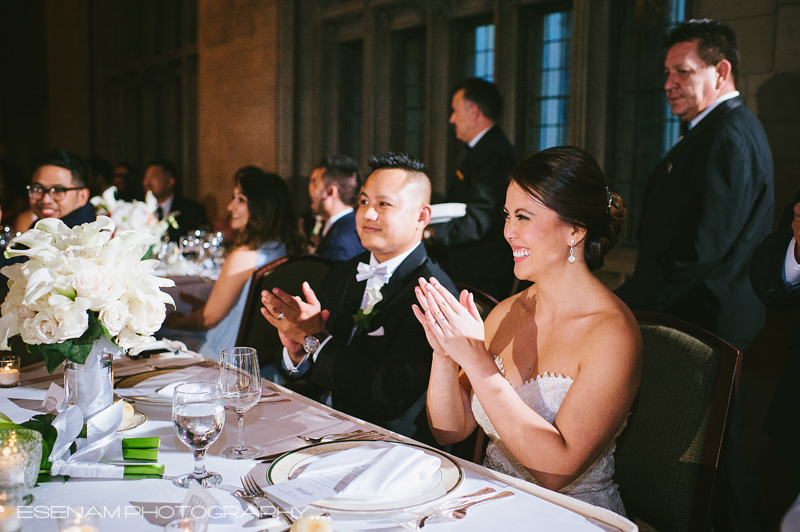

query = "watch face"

[{"left": 304, "top": 335, "right": 320, "bottom": 354}]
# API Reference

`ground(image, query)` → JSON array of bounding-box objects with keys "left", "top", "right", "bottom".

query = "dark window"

[
  {"left": 607, "top": 0, "right": 685, "bottom": 243},
  {"left": 391, "top": 30, "right": 427, "bottom": 160},
  {"left": 338, "top": 41, "right": 364, "bottom": 161},
  {"left": 524, "top": 8, "right": 573, "bottom": 154}
]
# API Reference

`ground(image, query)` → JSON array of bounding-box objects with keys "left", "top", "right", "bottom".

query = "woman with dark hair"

[
  {"left": 414, "top": 146, "right": 641, "bottom": 514},
  {"left": 163, "top": 166, "right": 304, "bottom": 358}
]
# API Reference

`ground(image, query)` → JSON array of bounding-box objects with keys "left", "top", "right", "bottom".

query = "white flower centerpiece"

[
  {"left": 0, "top": 216, "right": 175, "bottom": 419},
  {"left": 90, "top": 186, "right": 176, "bottom": 240}
]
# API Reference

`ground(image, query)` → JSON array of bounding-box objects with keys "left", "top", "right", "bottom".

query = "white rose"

[
  {"left": 115, "top": 326, "right": 153, "bottom": 351},
  {"left": 20, "top": 311, "right": 60, "bottom": 344},
  {"left": 73, "top": 267, "right": 126, "bottom": 311},
  {"left": 49, "top": 295, "right": 90, "bottom": 341},
  {"left": 1, "top": 283, "right": 25, "bottom": 317},
  {"left": 127, "top": 299, "right": 166, "bottom": 335},
  {"left": 99, "top": 300, "right": 130, "bottom": 336}
]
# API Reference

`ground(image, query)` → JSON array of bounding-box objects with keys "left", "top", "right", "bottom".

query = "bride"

[{"left": 414, "top": 146, "right": 641, "bottom": 514}]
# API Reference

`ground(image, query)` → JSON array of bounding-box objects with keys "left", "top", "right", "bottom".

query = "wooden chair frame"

[{"left": 629, "top": 311, "right": 741, "bottom": 531}]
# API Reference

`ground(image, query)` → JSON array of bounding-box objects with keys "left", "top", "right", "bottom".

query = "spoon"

[{"left": 445, "top": 491, "right": 514, "bottom": 520}]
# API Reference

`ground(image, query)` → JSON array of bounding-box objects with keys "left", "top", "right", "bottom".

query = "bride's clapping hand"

[{"left": 412, "top": 277, "right": 485, "bottom": 366}]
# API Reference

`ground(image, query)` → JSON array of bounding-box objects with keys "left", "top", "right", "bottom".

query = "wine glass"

[
  {"left": 219, "top": 347, "right": 261, "bottom": 459},
  {"left": 172, "top": 382, "right": 225, "bottom": 488}
]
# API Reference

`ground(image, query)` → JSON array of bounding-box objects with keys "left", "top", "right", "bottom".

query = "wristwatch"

[{"left": 303, "top": 330, "right": 331, "bottom": 355}]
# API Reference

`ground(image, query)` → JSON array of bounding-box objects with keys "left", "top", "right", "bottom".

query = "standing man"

[
  {"left": 428, "top": 78, "right": 519, "bottom": 300},
  {"left": 142, "top": 159, "right": 208, "bottom": 241},
  {"left": 261, "top": 153, "right": 457, "bottom": 442},
  {"left": 615, "top": 20, "right": 773, "bottom": 532},
  {"left": 308, "top": 155, "right": 366, "bottom": 262}
]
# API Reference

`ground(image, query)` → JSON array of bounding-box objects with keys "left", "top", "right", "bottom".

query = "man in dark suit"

[
  {"left": 309, "top": 155, "right": 366, "bottom": 262},
  {"left": 615, "top": 20, "right": 773, "bottom": 532},
  {"left": 142, "top": 159, "right": 208, "bottom": 241},
  {"left": 261, "top": 153, "right": 457, "bottom": 441},
  {"left": 750, "top": 191, "right": 800, "bottom": 495},
  {"left": 428, "top": 78, "right": 519, "bottom": 300}
]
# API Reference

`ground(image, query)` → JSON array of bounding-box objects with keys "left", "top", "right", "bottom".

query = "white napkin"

[
  {"left": 50, "top": 460, "right": 124, "bottom": 479},
  {"left": 430, "top": 203, "right": 467, "bottom": 225},
  {"left": 297, "top": 443, "right": 441, "bottom": 501}
]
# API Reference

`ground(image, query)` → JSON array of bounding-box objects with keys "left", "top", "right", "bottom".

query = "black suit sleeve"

[{"left": 750, "top": 191, "right": 800, "bottom": 311}]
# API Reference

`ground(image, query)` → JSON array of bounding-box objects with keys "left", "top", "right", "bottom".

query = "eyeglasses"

[{"left": 27, "top": 184, "right": 86, "bottom": 201}]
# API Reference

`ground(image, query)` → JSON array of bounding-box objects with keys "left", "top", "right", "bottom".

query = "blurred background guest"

[
  {"left": 113, "top": 162, "right": 144, "bottom": 202},
  {"left": 308, "top": 154, "right": 365, "bottom": 262},
  {"left": 143, "top": 159, "right": 209, "bottom": 240},
  {"left": 161, "top": 167, "right": 304, "bottom": 359},
  {"left": 87, "top": 155, "right": 114, "bottom": 198}
]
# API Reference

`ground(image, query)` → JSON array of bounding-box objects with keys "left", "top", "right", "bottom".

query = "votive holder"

[
  {"left": 0, "top": 505, "right": 21, "bottom": 532},
  {"left": 0, "top": 430, "right": 43, "bottom": 506},
  {"left": 56, "top": 505, "right": 99, "bottom": 532},
  {"left": 164, "top": 517, "right": 207, "bottom": 532},
  {"left": 0, "top": 358, "right": 19, "bottom": 388}
]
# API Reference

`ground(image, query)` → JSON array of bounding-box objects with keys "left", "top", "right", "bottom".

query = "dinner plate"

[
  {"left": 115, "top": 368, "right": 180, "bottom": 405},
  {"left": 267, "top": 440, "right": 463, "bottom": 512},
  {"left": 119, "top": 411, "right": 147, "bottom": 431}
]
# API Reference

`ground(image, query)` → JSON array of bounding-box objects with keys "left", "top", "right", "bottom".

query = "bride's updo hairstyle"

[{"left": 509, "top": 146, "right": 627, "bottom": 271}]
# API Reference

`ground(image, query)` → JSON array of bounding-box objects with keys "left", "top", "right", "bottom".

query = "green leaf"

[{"left": 27, "top": 312, "right": 109, "bottom": 373}]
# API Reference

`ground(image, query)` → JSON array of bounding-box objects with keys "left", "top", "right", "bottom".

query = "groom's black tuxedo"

[{"left": 299, "top": 244, "right": 457, "bottom": 439}]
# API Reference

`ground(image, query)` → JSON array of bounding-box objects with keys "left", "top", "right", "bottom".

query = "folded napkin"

[
  {"left": 298, "top": 443, "right": 441, "bottom": 501},
  {"left": 51, "top": 460, "right": 164, "bottom": 479}
]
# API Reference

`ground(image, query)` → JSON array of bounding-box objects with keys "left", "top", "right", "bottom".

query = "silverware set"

[
  {"left": 240, "top": 474, "right": 295, "bottom": 524},
  {"left": 254, "top": 430, "right": 395, "bottom": 462},
  {"left": 408, "top": 488, "right": 515, "bottom": 529}
]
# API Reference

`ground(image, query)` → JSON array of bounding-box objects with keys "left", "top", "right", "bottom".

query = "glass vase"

[{"left": 63, "top": 337, "right": 118, "bottom": 421}]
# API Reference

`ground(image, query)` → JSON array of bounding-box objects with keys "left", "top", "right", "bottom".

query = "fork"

[
  {"left": 297, "top": 428, "right": 367, "bottom": 444},
  {"left": 242, "top": 474, "right": 295, "bottom": 524}
]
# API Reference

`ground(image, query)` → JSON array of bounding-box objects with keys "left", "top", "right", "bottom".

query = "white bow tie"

[{"left": 356, "top": 262, "right": 391, "bottom": 285}]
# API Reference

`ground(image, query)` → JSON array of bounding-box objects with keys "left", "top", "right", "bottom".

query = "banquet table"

[{"left": 0, "top": 356, "right": 638, "bottom": 532}]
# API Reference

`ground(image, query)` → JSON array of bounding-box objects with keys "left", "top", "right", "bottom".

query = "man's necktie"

[{"left": 156, "top": 206, "right": 164, "bottom": 221}]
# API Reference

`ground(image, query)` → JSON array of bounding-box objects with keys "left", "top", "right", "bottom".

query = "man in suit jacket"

[
  {"left": 750, "top": 190, "right": 800, "bottom": 493},
  {"left": 261, "top": 153, "right": 457, "bottom": 442},
  {"left": 309, "top": 155, "right": 366, "bottom": 262},
  {"left": 428, "top": 78, "right": 519, "bottom": 300},
  {"left": 143, "top": 159, "right": 208, "bottom": 241},
  {"left": 614, "top": 20, "right": 773, "bottom": 532}
]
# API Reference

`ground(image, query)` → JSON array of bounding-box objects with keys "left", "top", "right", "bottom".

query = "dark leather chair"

[
  {"left": 236, "top": 255, "right": 332, "bottom": 371},
  {"left": 615, "top": 311, "right": 742, "bottom": 532}
]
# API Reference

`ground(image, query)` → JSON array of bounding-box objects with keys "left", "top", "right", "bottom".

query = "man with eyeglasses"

[
  {"left": 24, "top": 148, "right": 95, "bottom": 230},
  {"left": 2, "top": 148, "right": 95, "bottom": 286}
]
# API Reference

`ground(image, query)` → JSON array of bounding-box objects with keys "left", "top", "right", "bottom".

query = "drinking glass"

[
  {"left": 0, "top": 429, "right": 42, "bottom": 505},
  {"left": 219, "top": 347, "right": 261, "bottom": 459},
  {"left": 172, "top": 382, "right": 225, "bottom": 488}
]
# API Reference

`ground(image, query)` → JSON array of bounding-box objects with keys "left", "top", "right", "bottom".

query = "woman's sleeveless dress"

[
  {"left": 470, "top": 359, "right": 627, "bottom": 515},
  {"left": 160, "top": 241, "right": 286, "bottom": 359}
]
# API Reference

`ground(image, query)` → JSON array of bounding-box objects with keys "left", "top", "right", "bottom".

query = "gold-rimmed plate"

[
  {"left": 119, "top": 411, "right": 147, "bottom": 431},
  {"left": 266, "top": 440, "right": 463, "bottom": 513}
]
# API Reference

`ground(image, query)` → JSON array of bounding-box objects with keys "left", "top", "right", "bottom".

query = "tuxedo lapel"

[{"left": 373, "top": 244, "right": 427, "bottom": 312}]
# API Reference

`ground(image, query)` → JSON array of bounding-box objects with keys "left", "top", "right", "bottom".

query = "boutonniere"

[{"left": 352, "top": 284, "right": 383, "bottom": 332}]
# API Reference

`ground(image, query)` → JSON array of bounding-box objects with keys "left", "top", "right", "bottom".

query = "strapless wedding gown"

[{"left": 471, "top": 360, "right": 627, "bottom": 515}]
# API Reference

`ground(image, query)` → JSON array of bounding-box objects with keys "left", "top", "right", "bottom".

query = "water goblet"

[
  {"left": 219, "top": 347, "right": 261, "bottom": 459},
  {"left": 172, "top": 382, "right": 225, "bottom": 488}
]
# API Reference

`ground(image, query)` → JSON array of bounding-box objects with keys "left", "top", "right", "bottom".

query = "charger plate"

[
  {"left": 115, "top": 368, "right": 179, "bottom": 405},
  {"left": 267, "top": 440, "right": 463, "bottom": 512}
]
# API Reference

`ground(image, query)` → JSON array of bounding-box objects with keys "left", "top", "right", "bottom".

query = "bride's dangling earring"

[{"left": 568, "top": 239, "right": 576, "bottom": 263}]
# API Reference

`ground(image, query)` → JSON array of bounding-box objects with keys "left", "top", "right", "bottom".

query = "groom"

[{"left": 261, "top": 153, "right": 457, "bottom": 441}]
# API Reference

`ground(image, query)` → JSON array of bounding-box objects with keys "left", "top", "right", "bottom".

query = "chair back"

[
  {"left": 615, "top": 311, "right": 741, "bottom": 532},
  {"left": 236, "top": 255, "right": 333, "bottom": 368}
]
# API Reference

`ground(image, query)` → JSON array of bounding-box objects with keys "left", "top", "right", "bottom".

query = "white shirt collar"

[
  {"left": 157, "top": 194, "right": 175, "bottom": 215},
  {"left": 689, "top": 91, "right": 739, "bottom": 130},
  {"left": 322, "top": 207, "right": 353, "bottom": 237},
  {"left": 367, "top": 241, "right": 421, "bottom": 279},
  {"left": 468, "top": 125, "right": 494, "bottom": 148}
]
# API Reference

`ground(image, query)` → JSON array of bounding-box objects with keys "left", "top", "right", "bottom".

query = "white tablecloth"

[{"left": 1, "top": 361, "right": 638, "bottom": 532}]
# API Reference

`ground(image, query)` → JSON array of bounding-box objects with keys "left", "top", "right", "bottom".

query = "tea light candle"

[
  {"left": 0, "top": 357, "right": 19, "bottom": 388},
  {"left": 0, "top": 505, "right": 21, "bottom": 532}
]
